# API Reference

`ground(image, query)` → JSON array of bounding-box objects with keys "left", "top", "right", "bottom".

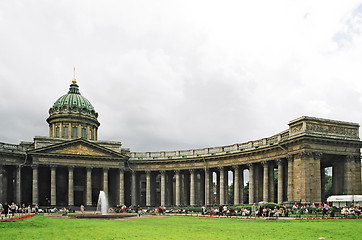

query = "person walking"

[
  {"left": 10, "top": 202, "right": 17, "bottom": 216},
  {"left": 3, "top": 202, "right": 9, "bottom": 217},
  {"left": 35, "top": 204, "right": 39, "bottom": 215},
  {"left": 251, "top": 203, "right": 256, "bottom": 218},
  {"left": 137, "top": 205, "right": 142, "bottom": 217},
  {"left": 80, "top": 205, "right": 85, "bottom": 214}
]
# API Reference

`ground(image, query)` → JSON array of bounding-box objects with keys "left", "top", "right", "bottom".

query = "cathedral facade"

[{"left": 1, "top": 79, "right": 361, "bottom": 208}]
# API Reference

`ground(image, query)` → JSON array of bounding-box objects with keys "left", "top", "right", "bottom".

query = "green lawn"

[{"left": 0, "top": 215, "right": 361, "bottom": 239}]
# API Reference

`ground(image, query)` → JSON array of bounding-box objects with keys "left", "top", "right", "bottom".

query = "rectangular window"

[
  {"left": 81, "top": 128, "right": 86, "bottom": 138},
  {"left": 63, "top": 127, "right": 68, "bottom": 137},
  {"left": 72, "top": 127, "right": 77, "bottom": 137},
  {"left": 55, "top": 127, "right": 60, "bottom": 137},
  {"left": 89, "top": 130, "right": 93, "bottom": 140}
]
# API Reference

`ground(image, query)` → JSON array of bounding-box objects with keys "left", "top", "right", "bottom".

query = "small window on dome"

[
  {"left": 82, "top": 109, "right": 86, "bottom": 113},
  {"left": 73, "top": 108, "right": 77, "bottom": 112},
  {"left": 72, "top": 127, "right": 77, "bottom": 137},
  {"left": 81, "top": 128, "right": 86, "bottom": 138},
  {"left": 63, "top": 127, "right": 68, "bottom": 137}
]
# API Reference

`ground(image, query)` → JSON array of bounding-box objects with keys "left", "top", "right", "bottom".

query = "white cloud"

[{"left": 1, "top": 0, "right": 362, "bottom": 152}]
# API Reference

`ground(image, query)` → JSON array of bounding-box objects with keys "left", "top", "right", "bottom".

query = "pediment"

[
  {"left": 53, "top": 143, "right": 107, "bottom": 156},
  {"left": 28, "top": 138, "right": 125, "bottom": 158}
]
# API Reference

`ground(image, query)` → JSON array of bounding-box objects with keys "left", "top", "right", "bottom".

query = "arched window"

[
  {"left": 72, "top": 127, "right": 77, "bottom": 137},
  {"left": 63, "top": 126, "right": 68, "bottom": 137},
  {"left": 81, "top": 128, "right": 86, "bottom": 138}
]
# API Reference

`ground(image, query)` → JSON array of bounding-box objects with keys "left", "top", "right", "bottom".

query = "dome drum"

[{"left": 47, "top": 80, "right": 100, "bottom": 140}]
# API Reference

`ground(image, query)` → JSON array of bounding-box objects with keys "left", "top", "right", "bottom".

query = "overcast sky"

[{"left": 1, "top": 0, "right": 362, "bottom": 152}]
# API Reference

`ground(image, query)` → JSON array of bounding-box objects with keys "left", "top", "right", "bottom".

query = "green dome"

[{"left": 51, "top": 82, "right": 95, "bottom": 114}]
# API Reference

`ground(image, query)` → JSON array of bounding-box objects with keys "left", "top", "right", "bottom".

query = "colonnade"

[{"left": 0, "top": 154, "right": 361, "bottom": 207}]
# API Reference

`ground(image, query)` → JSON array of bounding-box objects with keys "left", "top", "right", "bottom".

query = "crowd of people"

[
  {"left": 341, "top": 205, "right": 361, "bottom": 217},
  {"left": 1, "top": 201, "right": 361, "bottom": 218},
  {"left": 0, "top": 202, "right": 38, "bottom": 217}
]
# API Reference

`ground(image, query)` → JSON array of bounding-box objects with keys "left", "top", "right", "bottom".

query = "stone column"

[
  {"left": 119, "top": 169, "right": 124, "bottom": 206},
  {"left": 344, "top": 156, "right": 354, "bottom": 195},
  {"left": 190, "top": 170, "right": 196, "bottom": 206},
  {"left": 277, "top": 159, "right": 284, "bottom": 204},
  {"left": 219, "top": 167, "right": 225, "bottom": 205},
  {"left": 263, "top": 162, "right": 269, "bottom": 202},
  {"left": 199, "top": 171, "right": 205, "bottom": 205},
  {"left": 254, "top": 165, "right": 260, "bottom": 202},
  {"left": 216, "top": 171, "right": 220, "bottom": 205},
  {"left": 233, "top": 166, "right": 240, "bottom": 205},
  {"left": 68, "top": 123, "right": 72, "bottom": 139},
  {"left": 160, "top": 171, "right": 166, "bottom": 206},
  {"left": 31, "top": 165, "right": 38, "bottom": 205},
  {"left": 204, "top": 169, "right": 211, "bottom": 206},
  {"left": 86, "top": 167, "right": 92, "bottom": 206},
  {"left": 240, "top": 168, "right": 244, "bottom": 204},
  {"left": 355, "top": 158, "right": 362, "bottom": 194},
  {"left": 287, "top": 157, "right": 293, "bottom": 202},
  {"left": 321, "top": 167, "right": 325, "bottom": 201},
  {"left": 15, "top": 166, "right": 21, "bottom": 204},
  {"left": 269, "top": 164, "right": 275, "bottom": 203},
  {"left": 50, "top": 166, "right": 56, "bottom": 206},
  {"left": 248, "top": 164, "right": 255, "bottom": 204},
  {"left": 0, "top": 166, "right": 3, "bottom": 203},
  {"left": 312, "top": 153, "right": 322, "bottom": 203},
  {"left": 175, "top": 170, "right": 181, "bottom": 206},
  {"left": 77, "top": 125, "right": 81, "bottom": 139},
  {"left": 146, "top": 171, "right": 151, "bottom": 206},
  {"left": 131, "top": 171, "right": 137, "bottom": 206},
  {"left": 103, "top": 168, "right": 109, "bottom": 197},
  {"left": 68, "top": 166, "right": 74, "bottom": 206}
]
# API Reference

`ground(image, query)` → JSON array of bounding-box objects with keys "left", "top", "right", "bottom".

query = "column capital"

[
  {"left": 68, "top": 165, "right": 75, "bottom": 170},
  {"left": 189, "top": 169, "right": 195, "bottom": 173},
  {"left": 276, "top": 159, "right": 283, "bottom": 165},
  {"left": 50, "top": 165, "right": 57, "bottom": 169},
  {"left": 31, "top": 164, "right": 39, "bottom": 169},
  {"left": 346, "top": 155, "right": 357, "bottom": 162},
  {"left": 232, "top": 165, "right": 239, "bottom": 170},
  {"left": 299, "top": 151, "right": 313, "bottom": 159},
  {"left": 160, "top": 170, "right": 166, "bottom": 174},
  {"left": 119, "top": 168, "right": 124, "bottom": 173},
  {"left": 86, "top": 167, "right": 93, "bottom": 171},
  {"left": 313, "top": 152, "right": 323, "bottom": 160},
  {"left": 218, "top": 166, "right": 224, "bottom": 171},
  {"left": 262, "top": 161, "right": 269, "bottom": 167},
  {"left": 287, "top": 155, "right": 294, "bottom": 162},
  {"left": 247, "top": 163, "right": 253, "bottom": 168},
  {"left": 174, "top": 169, "right": 180, "bottom": 173}
]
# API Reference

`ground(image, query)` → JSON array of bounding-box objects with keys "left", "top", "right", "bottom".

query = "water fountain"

[
  {"left": 96, "top": 191, "right": 108, "bottom": 215},
  {"left": 67, "top": 190, "right": 136, "bottom": 219}
]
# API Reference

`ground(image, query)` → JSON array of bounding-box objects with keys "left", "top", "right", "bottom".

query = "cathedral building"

[{"left": 0, "top": 78, "right": 361, "bottom": 208}]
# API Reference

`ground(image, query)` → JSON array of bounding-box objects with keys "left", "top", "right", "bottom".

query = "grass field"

[{"left": 0, "top": 215, "right": 361, "bottom": 240}]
